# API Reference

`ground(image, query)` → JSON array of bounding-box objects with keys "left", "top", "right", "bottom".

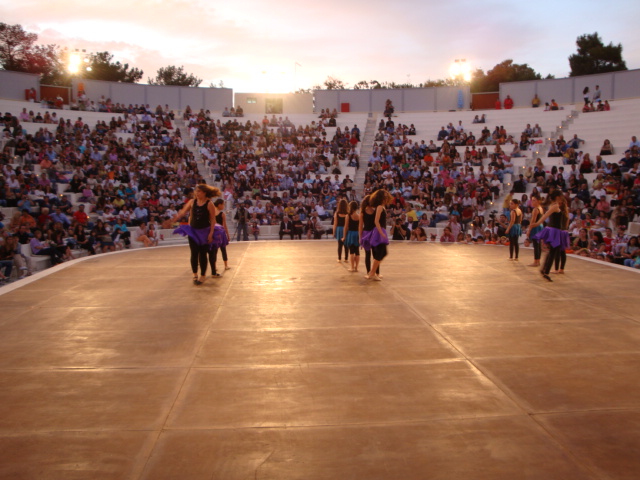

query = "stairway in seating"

[
  {"left": 174, "top": 116, "right": 213, "bottom": 183},
  {"left": 354, "top": 114, "right": 378, "bottom": 199}
]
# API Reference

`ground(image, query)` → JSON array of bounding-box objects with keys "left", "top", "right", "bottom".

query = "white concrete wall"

[
  {"left": 70, "top": 78, "right": 233, "bottom": 112},
  {"left": 313, "top": 86, "right": 471, "bottom": 113},
  {"left": 0, "top": 70, "right": 40, "bottom": 101},
  {"left": 500, "top": 69, "right": 640, "bottom": 107},
  {"left": 233, "top": 92, "right": 313, "bottom": 114}
]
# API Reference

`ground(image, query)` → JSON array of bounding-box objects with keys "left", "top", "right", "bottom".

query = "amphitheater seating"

[{"left": 551, "top": 98, "right": 640, "bottom": 160}]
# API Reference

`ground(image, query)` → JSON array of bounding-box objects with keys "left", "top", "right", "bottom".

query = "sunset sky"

[{"left": 2, "top": 0, "right": 639, "bottom": 93}]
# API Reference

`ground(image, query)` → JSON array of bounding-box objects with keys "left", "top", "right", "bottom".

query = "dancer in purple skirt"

[
  {"left": 360, "top": 189, "right": 393, "bottom": 281},
  {"left": 170, "top": 184, "right": 221, "bottom": 285},
  {"left": 530, "top": 189, "right": 570, "bottom": 282}
]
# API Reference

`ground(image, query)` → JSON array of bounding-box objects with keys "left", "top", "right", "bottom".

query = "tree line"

[
  {"left": 308, "top": 33, "right": 627, "bottom": 93},
  {"left": 0, "top": 23, "right": 628, "bottom": 91},
  {"left": 0, "top": 22, "right": 203, "bottom": 87}
]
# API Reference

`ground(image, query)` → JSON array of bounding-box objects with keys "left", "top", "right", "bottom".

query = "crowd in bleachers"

[
  {"left": 0, "top": 101, "right": 207, "bottom": 281},
  {"left": 185, "top": 108, "right": 362, "bottom": 235}
]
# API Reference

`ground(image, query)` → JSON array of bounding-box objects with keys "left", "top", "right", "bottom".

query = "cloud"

[{"left": 2, "top": 0, "right": 639, "bottom": 91}]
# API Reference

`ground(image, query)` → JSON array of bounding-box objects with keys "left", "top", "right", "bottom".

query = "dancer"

[
  {"left": 333, "top": 198, "right": 349, "bottom": 263},
  {"left": 361, "top": 189, "right": 392, "bottom": 281},
  {"left": 505, "top": 199, "right": 522, "bottom": 260},
  {"left": 213, "top": 198, "right": 231, "bottom": 271},
  {"left": 526, "top": 196, "right": 544, "bottom": 267},
  {"left": 342, "top": 200, "right": 360, "bottom": 272},
  {"left": 531, "top": 190, "right": 570, "bottom": 282},
  {"left": 359, "top": 195, "right": 376, "bottom": 277},
  {"left": 170, "top": 184, "right": 221, "bottom": 285}
]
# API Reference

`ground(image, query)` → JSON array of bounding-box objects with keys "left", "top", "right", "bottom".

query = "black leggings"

[
  {"left": 218, "top": 246, "right": 228, "bottom": 262},
  {"left": 209, "top": 246, "right": 219, "bottom": 275},
  {"left": 189, "top": 237, "right": 209, "bottom": 276},
  {"left": 542, "top": 246, "right": 564, "bottom": 275},
  {"left": 532, "top": 238, "right": 541, "bottom": 260},
  {"left": 554, "top": 249, "right": 567, "bottom": 271},
  {"left": 338, "top": 239, "right": 348, "bottom": 261},
  {"left": 509, "top": 234, "right": 519, "bottom": 259},
  {"left": 365, "top": 249, "right": 380, "bottom": 274},
  {"left": 372, "top": 244, "right": 387, "bottom": 261},
  {"left": 348, "top": 245, "right": 359, "bottom": 256}
]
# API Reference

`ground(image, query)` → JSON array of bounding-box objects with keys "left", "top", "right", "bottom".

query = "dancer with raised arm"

[
  {"left": 531, "top": 190, "right": 570, "bottom": 282},
  {"left": 170, "top": 184, "right": 221, "bottom": 285}
]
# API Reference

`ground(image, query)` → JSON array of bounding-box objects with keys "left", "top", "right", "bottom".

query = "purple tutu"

[
  {"left": 534, "top": 227, "right": 570, "bottom": 249},
  {"left": 173, "top": 225, "right": 214, "bottom": 247},
  {"left": 361, "top": 229, "right": 389, "bottom": 251},
  {"left": 213, "top": 224, "right": 229, "bottom": 248}
]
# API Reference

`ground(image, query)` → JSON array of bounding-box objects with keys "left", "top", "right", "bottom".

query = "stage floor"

[{"left": 0, "top": 241, "right": 639, "bottom": 480}]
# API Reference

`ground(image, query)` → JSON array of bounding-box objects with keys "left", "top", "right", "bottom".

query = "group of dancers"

[
  {"left": 174, "top": 183, "right": 570, "bottom": 286},
  {"left": 505, "top": 189, "right": 570, "bottom": 281},
  {"left": 170, "top": 184, "right": 231, "bottom": 285},
  {"left": 332, "top": 189, "right": 394, "bottom": 281},
  {"left": 338, "top": 187, "right": 569, "bottom": 283}
]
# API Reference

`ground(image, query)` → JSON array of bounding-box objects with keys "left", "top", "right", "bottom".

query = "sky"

[{"left": 2, "top": 0, "right": 640, "bottom": 93}]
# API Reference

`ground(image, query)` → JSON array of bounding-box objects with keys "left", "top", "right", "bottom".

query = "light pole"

[
  {"left": 67, "top": 49, "right": 92, "bottom": 105},
  {"left": 449, "top": 59, "right": 471, "bottom": 85}
]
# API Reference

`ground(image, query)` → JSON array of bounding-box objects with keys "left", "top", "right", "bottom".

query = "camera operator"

[
  {"left": 391, "top": 217, "right": 408, "bottom": 240},
  {"left": 234, "top": 203, "right": 249, "bottom": 241}
]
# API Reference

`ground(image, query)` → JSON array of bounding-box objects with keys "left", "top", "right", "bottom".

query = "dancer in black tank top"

[
  {"left": 530, "top": 190, "right": 570, "bottom": 282},
  {"left": 359, "top": 195, "right": 378, "bottom": 277},
  {"left": 333, "top": 198, "right": 349, "bottom": 263},
  {"left": 214, "top": 198, "right": 231, "bottom": 272},
  {"left": 362, "top": 189, "right": 393, "bottom": 281},
  {"left": 171, "top": 184, "right": 220, "bottom": 285},
  {"left": 343, "top": 200, "right": 360, "bottom": 272}
]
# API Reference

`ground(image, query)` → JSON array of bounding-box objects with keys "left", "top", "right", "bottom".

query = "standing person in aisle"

[
  {"left": 343, "top": 200, "right": 360, "bottom": 272},
  {"left": 170, "top": 184, "right": 220, "bottom": 285},
  {"left": 333, "top": 198, "right": 349, "bottom": 263}
]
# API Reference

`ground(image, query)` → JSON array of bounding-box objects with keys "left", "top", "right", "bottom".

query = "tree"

[
  {"left": 84, "top": 51, "right": 143, "bottom": 83},
  {"left": 569, "top": 32, "right": 627, "bottom": 77},
  {"left": 148, "top": 65, "right": 202, "bottom": 87},
  {"left": 0, "top": 22, "right": 62, "bottom": 81},
  {"left": 471, "top": 60, "right": 544, "bottom": 93},
  {"left": 0, "top": 22, "right": 37, "bottom": 71},
  {"left": 317, "top": 76, "right": 346, "bottom": 90}
]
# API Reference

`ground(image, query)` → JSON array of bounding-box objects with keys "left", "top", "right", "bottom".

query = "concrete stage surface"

[{"left": 0, "top": 241, "right": 639, "bottom": 480}]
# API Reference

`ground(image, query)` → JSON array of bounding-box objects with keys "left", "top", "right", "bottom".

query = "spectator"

[
  {"left": 531, "top": 94, "right": 540, "bottom": 108},
  {"left": 503, "top": 95, "right": 514, "bottom": 109}
]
